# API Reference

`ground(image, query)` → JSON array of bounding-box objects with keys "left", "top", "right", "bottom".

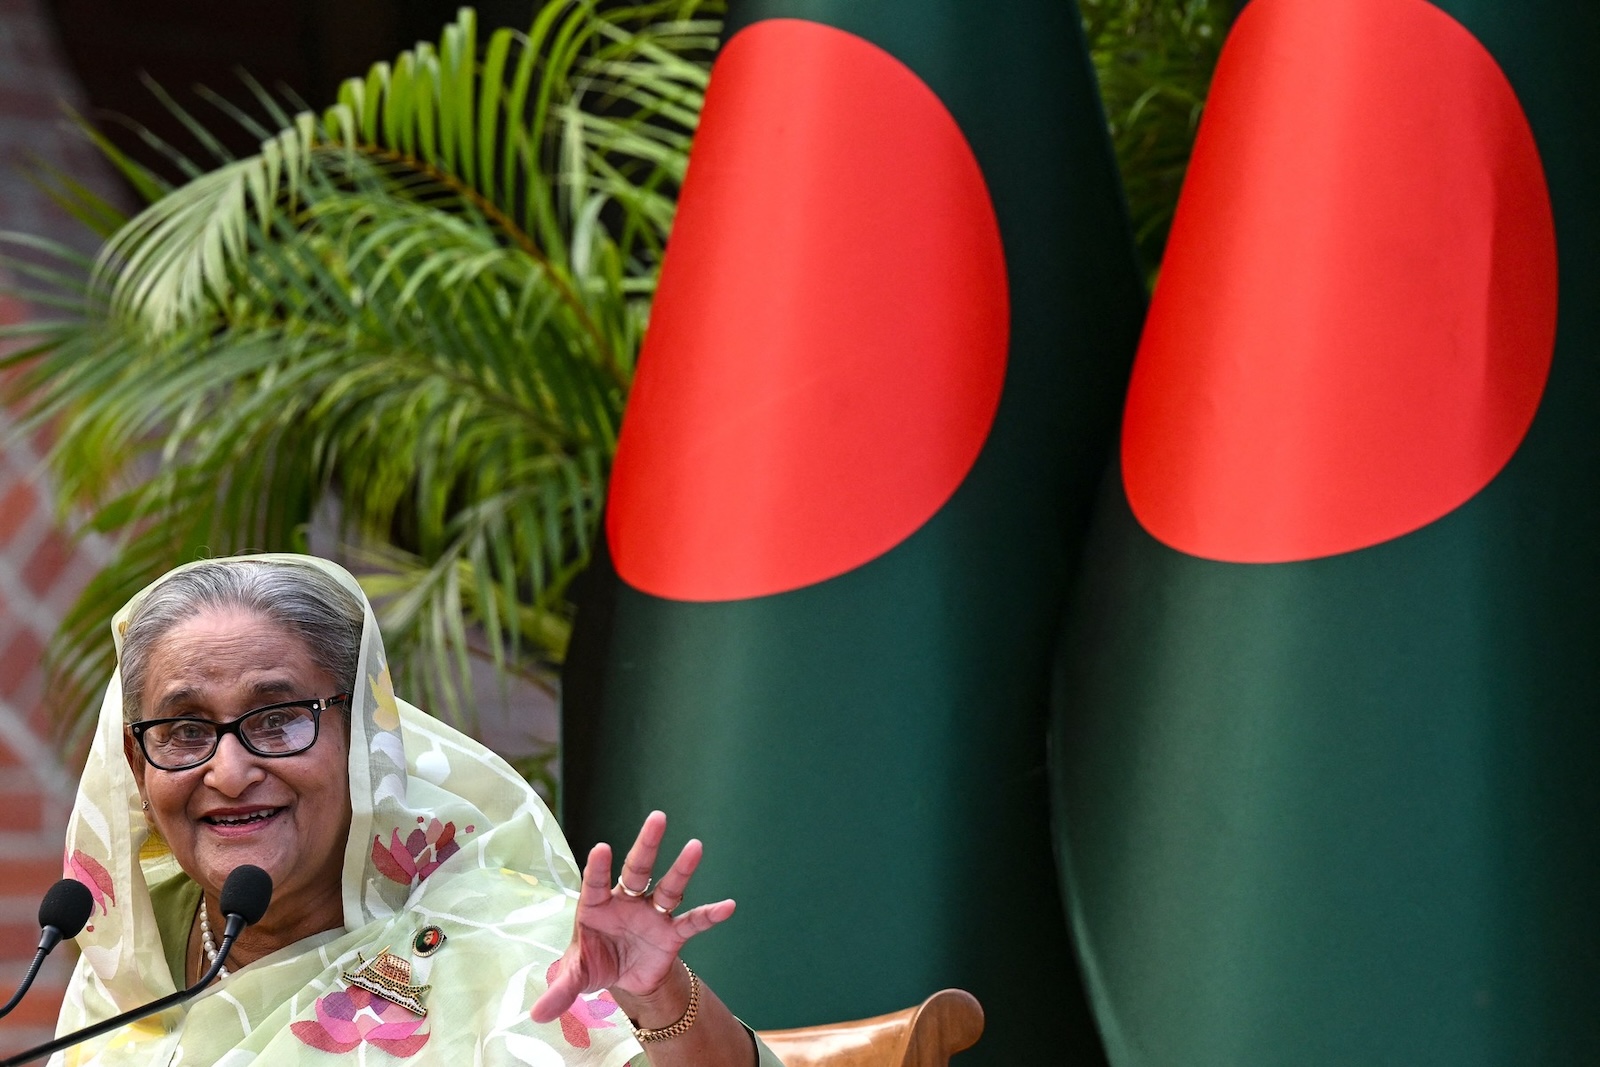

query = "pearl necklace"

[{"left": 198, "top": 901, "right": 231, "bottom": 979}]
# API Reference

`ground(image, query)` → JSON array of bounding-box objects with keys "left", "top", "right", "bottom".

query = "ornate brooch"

[{"left": 342, "top": 948, "right": 431, "bottom": 1017}]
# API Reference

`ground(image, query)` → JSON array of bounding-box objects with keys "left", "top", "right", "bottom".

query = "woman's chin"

[{"left": 193, "top": 818, "right": 295, "bottom": 888}]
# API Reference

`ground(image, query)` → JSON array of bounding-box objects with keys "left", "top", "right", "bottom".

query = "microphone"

[
  {"left": 217, "top": 864, "right": 273, "bottom": 939},
  {"left": 0, "top": 880, "right": 94, "bottom": 1020},
  {"left": 0, "top": 866, "right": 273, "bottom": 1067}
]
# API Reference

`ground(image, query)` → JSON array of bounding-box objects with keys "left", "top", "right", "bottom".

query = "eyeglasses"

[{"left": 128, "top": 695, "right": 350, "bottom": 771}]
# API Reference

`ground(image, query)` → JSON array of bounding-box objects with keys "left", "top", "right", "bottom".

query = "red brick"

[
  {"left": 0, "top": 918, "right": 44, "bottom": 952},
  {"left": 0, "top": 291, "right": 27, "bottom": 325},
  {"left": 0, "top": 855, "right": 64, "bottom": 895},
  {"left": 0, "top": 629, "right": 45, "bottom": 702},
  {"left": 0, "top": 984, "right": 67, "bottom": 1030},
  {"left": 23, "top": 697, "right": 57, "bottom": 741},
  {"left": 28, "top": 420, "right": 59, "bottom": 455},
  {"left": 23, "top": 531, "right": 71, "bottom": 597},
  {"left": 0, "top": 788, "right": 46, "bottom": 833},
  {"left": 0, "top": 479, "right": 39, "bottom": 544}
]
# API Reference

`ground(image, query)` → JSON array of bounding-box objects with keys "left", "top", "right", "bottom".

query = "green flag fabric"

[
  {"left": 1052, "top": 0, "right": 1599, "bottom": 1062},
  {"left": 562, "top": 2, "right": 1144, "bottom": 1063}
]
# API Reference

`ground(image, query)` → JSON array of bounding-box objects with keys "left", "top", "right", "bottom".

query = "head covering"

[{"left": 54, "top": 554, "right": 643, "bottom": 1066}]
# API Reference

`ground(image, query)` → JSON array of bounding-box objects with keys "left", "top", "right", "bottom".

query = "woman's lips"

[{"left": 199, "top": 807, "right": 286, "bottom": 835}]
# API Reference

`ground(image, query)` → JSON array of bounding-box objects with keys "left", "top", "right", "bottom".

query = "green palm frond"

[
  {"left": 1081, "top": 0, "right": 1231, "bottom": 281},
  {"left": 1, "top": 0, "right": 723, "bottom": 743},
  {"left": 97, "top": 4, "right": 716, "bottom": 339}
]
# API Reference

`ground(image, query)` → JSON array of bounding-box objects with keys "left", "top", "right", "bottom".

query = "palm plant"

[
  {"left": 0, "top": 0, "right": 1225, "bottom": 757},
  {"left": 1, "top": 1, "right": 722, "bottom": 748},
  {"left": 1081, "top": 0, "right": 1231, "bottom": 278}
]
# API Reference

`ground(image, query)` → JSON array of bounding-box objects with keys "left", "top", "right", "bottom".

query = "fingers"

[
  {"left": 592, "top": 814, "right": 722, "bottom": 925},
  {"left": 617, "top": 809, "right": 667, "bottom": 895},
  {"left": 673, "top": 897, "right": 737, "bottom": 940},
  {"left": 646, "top": 837, "right": 703, "bottom": 914},
  {"left": 579, "top": 841, "right": 616, "bottom": 906}
]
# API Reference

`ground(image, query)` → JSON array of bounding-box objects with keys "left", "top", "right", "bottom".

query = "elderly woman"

[{"left": 55, "top": 554, "right": 780, "bottom": 1065}]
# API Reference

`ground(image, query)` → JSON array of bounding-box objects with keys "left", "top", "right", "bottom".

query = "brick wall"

[{"left": 0, "top": 0, "right": 121, "bottom": 1048}]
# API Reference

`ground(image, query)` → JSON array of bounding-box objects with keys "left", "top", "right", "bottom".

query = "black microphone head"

[
  {"left": 219, "top": 865, "right": 273, "bottom": 926},
  {"left": 39, "top": 879, "right": 94, "bottom": 938}
]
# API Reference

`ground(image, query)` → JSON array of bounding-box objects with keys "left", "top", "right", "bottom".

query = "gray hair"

[{"left": 120, "top": 559, "right": 364, "bottom": 722}]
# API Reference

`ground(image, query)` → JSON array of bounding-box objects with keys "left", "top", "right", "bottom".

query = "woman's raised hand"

[{"left": 530, "top": 810, "right": 736, "bottom": 1023}]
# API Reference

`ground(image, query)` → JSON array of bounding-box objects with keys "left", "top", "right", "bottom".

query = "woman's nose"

[{"left": 203, "top": 733, "right": 265, "bottom": 794}]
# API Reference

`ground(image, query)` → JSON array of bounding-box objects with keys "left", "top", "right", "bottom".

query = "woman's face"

[{"left": 126, "top": 606, "right": 352, "bottom": 933}]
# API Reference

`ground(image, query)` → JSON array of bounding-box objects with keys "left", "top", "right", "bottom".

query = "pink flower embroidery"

[
  {"left": 372, "top": 818, "right": 461, "bottom": 885},
  {"left": 543, "top": 961, "right": 622, "bottom": 1048},
  {"left": 291, "top": 986, "right": 430, "bottom": 1056},
  {"left": 64, "top": 849, "right": 115, "bottom": 916}
]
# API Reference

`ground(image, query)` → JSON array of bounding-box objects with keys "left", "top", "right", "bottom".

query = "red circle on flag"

[
  {"left": 606, "top": 19, "right": 1008, "bottom": 601},
  {"left": 1121, "top": 0, "right": 1557, "bottom": 563}
]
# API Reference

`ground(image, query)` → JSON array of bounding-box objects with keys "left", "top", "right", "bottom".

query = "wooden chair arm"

[{"left": 756, "top": 988, "right": 985, "bottom": 1067}]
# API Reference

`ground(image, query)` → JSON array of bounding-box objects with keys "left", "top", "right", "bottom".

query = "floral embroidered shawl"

[{"left": 52, "top": 554, "right": 646, "bottom": 1066}]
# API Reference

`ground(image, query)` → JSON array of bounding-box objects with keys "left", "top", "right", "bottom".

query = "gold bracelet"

[{"left": 631, "top": 962, "right": 700, "bottom": 1043}]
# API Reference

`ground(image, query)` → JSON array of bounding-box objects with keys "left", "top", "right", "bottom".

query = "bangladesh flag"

[
  {"left": 562, "top": 1, "right": 1145, "bottom": 1062},
  {"left": 1052, "top": 0, "right": 1599, "bottom": 1062}
]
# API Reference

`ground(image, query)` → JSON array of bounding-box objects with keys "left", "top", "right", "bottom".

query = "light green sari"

[{"left": 52, "top": 555, "right": 778, "bottom": 1066}]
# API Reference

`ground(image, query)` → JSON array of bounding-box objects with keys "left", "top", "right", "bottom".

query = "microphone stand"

[
  {"left": 0, "top": 938, "right": 62, "bottom": 1020},
  {"left": 0, "top": 922, "right": 244, "bottom": 1066},
  {"left": 0, "top": 880, "right": 94, "bottom": 1022}
]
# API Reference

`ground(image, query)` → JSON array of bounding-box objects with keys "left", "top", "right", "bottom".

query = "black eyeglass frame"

[{"left": 128, "top": 694, "right": 351, "bottom": 771}]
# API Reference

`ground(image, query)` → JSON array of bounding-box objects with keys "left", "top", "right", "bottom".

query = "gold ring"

[{"left": 618, "top": 878, "right": 650, "bottom": 897}]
